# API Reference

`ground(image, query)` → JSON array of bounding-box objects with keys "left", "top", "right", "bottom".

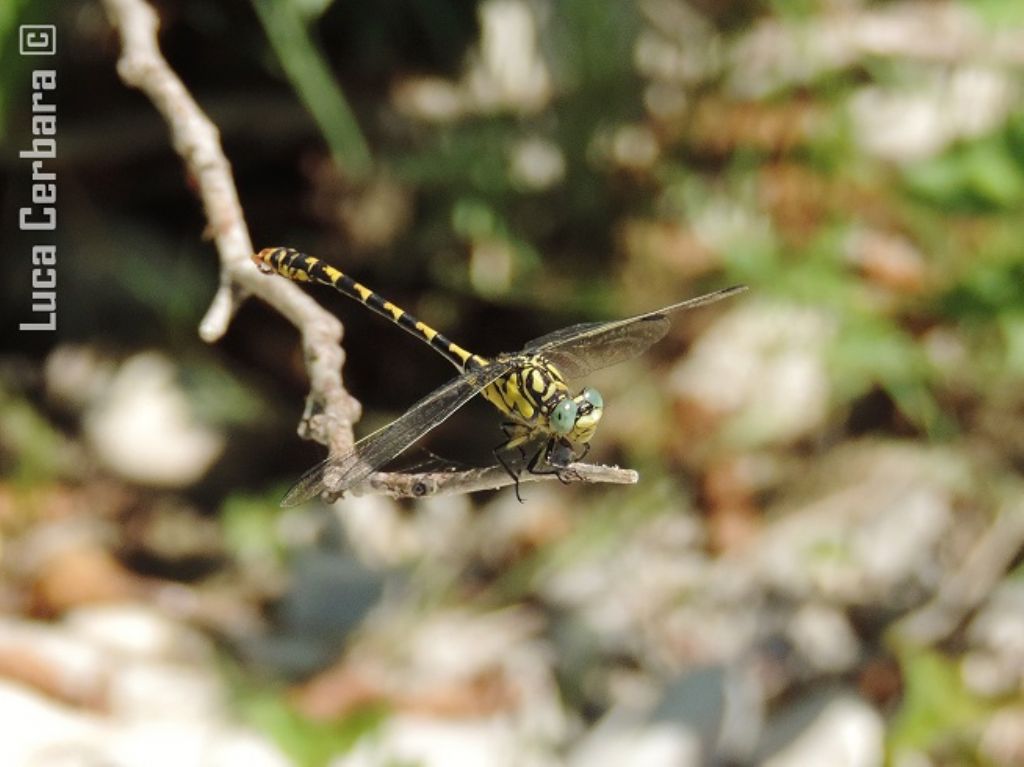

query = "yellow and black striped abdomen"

[{"left": 256, "top": 247, "right": 486, "bottom": 372}]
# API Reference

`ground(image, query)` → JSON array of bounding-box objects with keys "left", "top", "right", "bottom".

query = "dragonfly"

[{"left": 254, "top": 247, "right": 746, "bottom": 504}]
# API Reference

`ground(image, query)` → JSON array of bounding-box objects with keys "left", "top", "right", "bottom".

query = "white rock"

[
  {"left": 0, "top": 612, "right": 289, "bottom": 767},
  {"left": 755, "top": 442, "right": 963, "bottom": 604},
  {"left": 508, "top": 137, "right": 565, "bottom": 191},
  {"left": 83, "top": 352, "right": 224, "bottom": 487},
  {"left": 64, "top": 604, "right": 211, "bottom": 661},
  {"left": 568, "top": 718, "right": 701, "bottom": 767},
  {"left": 669, "top": 302, "right": 834, "bottom": 448},
  {"left": 763, "top": 695, "right": 884, "bottom": 767},
  {"left": 0, "top": 682, "right": 104, "bottom": 765},
  {"left": 334, "top": 715, "right": 561, "bottom": 767}
]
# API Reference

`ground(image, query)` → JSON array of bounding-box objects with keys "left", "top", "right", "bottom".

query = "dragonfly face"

[
  {"left": 549, "top": 386, "right": 603, "bottom": 442},
  {"left": 568, "top": 387, "right": 604, "bottom": 444}
]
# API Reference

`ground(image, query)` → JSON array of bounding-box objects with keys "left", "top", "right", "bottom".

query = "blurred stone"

[
  {"left": 34, "top": 545, "right": 140, "bottom": 614},
  {"left": 728, "top": 3, "right": 1004, "bottom": 99},
  {"left": 121, "top": 498, "right": 225, "bottom": 576},
  {"left": 689, "top": 100, "right": 821, "bottom": 156},
  {"left": 335, "top": 714, "right": 562, "bottom": 767},
  {"left": 541, "top": 511, "right": 756, "bottom": 671},
  {"left": 464, "top": 0, "right": 551, "bottom": 114},
  {"left": 44, "top": 344, "right": 114, "bottom": 413},
  {"left": 787, "top": 604, "right": 859, "bottom": 675},
  {"left": 0, "top": 682, "right": 105, "bottom": 765},
  {"left": 567, "top": 719, "right": 700, "bottom": 767},
  {"left": 391, "top": 76, "right": 466, "bottom": 122},
  {"left": 327, "top": 607, "right": 567, "bottom": 742},
  {"left": 754, "top": 441, "right": 969, "bottom": 606},
  {"left": 0, "top": 616, "right": 109, "bottom": 708},
  {"left": 979, "top": 707, "right": 1024, "bottom": 767},
  {"left": 588, "top": 124, "right": 661, "bottom": 173},
  {"left": 849, "top": 65, "right": 1015, "bottom": 163},
  {"left": 669, "top": 301, "right": 834, "bottom": 451},
  {"left": 644, "top": 82, "right": 689, "bottom": 125},
  {"left": 82, "top": 352, "right": 224, "bottom": 487},
  {"left": 112, "top": 721, "right": 289, "bottom": 767},
  {"left": 633, "top": 0, "right": 718, "bottom": 86},
  {"left": 508, "top": 136, "right": 565, "bottom": 191},
  {"left": 64, "top": 604, "right": 212, "bottom": 663},
  {"left": 618, "top": 218, "right": 721, "bottom": 282},
  {"left": 963, "top": 580, "right": 1024, "bottom": 698},
  {"left": 761, "top": 693, "right": 883, "bottom": 767},
  {"left": 334, "top": 176, "right": 413, "bottom": 251},
  {"left": 844, "top": 228, "right": 928, "bottom": 293},
  {"left": 0, "top": 609, "right": 288, "bottom": 767},
  {"left": 612, "top": 125, "right": 660, "bottom": 172},
  {"left": 703, "top": 454, "right": 769, "bottom": 553},
  {"left": 391, "top": 0, "right": 551, "bottom": 123},
  {"left": 469, "top": 238, "right": 516, "bottom": 296}
]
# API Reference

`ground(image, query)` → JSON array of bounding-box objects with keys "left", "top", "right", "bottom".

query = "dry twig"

[
  {"left": 101, "top": 0, "right": 357, "bottom": 458},
  {"left": 101, "top": 0, "right": 638, "bottom": 500}
]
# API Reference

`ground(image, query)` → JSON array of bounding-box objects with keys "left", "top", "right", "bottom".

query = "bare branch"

[
  {"left": 101, "top": 0, "right": 358, "bottom": 455},
  {"left": 366, "top": 462, "right": 639, "bottom": 499}
]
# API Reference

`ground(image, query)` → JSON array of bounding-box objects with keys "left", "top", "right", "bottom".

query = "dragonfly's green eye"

[
  {"left": 550, "top": 398, "right": 578, "bottom": 435},
  {"left": 581, "top": 388, "right": 603, "bottom": 411}
]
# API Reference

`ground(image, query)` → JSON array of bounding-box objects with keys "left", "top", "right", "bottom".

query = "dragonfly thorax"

[
  {"left": 474, "top": 352, "right": 604, "bottom": 448},
  {"left": 480, "top": 355, "right": 571, "bottom": 427}
]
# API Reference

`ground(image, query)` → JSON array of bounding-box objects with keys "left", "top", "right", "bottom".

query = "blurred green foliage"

[
  {"left": 237, "top": 685, "right": 386, "bottom": 767},
  {"left": 905, "top": 114, "right": 1024, "bottom": 211},
  {"left": 888, "top": 648, "right": 992, "bottom": 762},
  {"left": 250, "top": 0, "right": 373, "bottom": 179}
]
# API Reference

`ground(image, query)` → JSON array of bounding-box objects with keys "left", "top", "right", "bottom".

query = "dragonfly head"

[{"left": 549, "top": 387, "right": 603, "bottom": 443}]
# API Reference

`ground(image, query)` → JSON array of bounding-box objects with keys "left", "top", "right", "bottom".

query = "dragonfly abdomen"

[{"left": 255, "top": 247, "right": 485, "bottom": 371}]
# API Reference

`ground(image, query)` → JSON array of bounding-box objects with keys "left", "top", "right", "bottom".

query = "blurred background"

[{"left": 2, "top": 0, "right": 1024, "bottom": 765}]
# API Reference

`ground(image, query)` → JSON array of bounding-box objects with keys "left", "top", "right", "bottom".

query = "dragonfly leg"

[
  {"left": 526, "top": 439, "right": 574, "bottom": 485},
  {"left": 493, "top": 441, "right": 524, "bottom": 502},
  {"left": 500, "top": 422, "right": 530, "bottom": 463},
  {"left": 535, "top": 440, "right": 589, "bottom": 485}
]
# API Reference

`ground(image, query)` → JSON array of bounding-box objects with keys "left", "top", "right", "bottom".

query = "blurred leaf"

[
  {"left": 220, "top": 493, "right": 286, "bottom": 567},
  {"left": 451, "top": 197, "right": 500, "bottom": 241},
  {"left": 965, "top": 0, "right": 1024, "bottom": 25},
  {"left": 888, "top": 648, "right": 990, "bottom": 760},
  {"left": 0, "top": 393, "right": 66, "bottom": 484},
  {"left": 0, "top": 0, "right": 43, "bottom": 139},
  {"left": 767, "top": 0, "right": 820, "bottom": 20},
  {"left": 181, "top": 358, "right": 271, "bottom": 427},
  {"left": 251, "top": 0, "right": 372, "bottom": 179},
  {"left": 550, "top": 0, "right": 639, "bottom": 90},
  {"left": 291, "top": 0, "right": 336, "bottom": 22},
  {"left": 940, "top": 257, "right": 1024, "bottom": 320},
  {"left": 904, "top": 132, "right": 1024, "bottom": 212},
  {"left": 828, "top": 314, "right": 948, "bottom": 434},
  {"left": 999, "top": 313, "right": 1024, "bottom": 377},
  {"left": 239, "top": 686, "right": 385, "bottom": 767}
]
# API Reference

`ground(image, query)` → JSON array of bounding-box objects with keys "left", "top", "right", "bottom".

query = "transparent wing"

[
  {"left": 281, "top": 361, "right": 514, "bottom": 506},
  {"left": 524, "top": 285, "right": 746, "bottom": 379}
]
